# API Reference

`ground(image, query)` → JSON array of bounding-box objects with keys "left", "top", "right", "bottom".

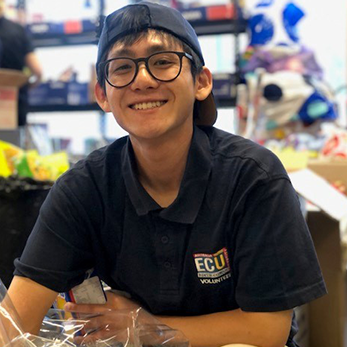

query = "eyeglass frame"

[{"left": 100, "top": 51, "right": 194, "bottom": 89}]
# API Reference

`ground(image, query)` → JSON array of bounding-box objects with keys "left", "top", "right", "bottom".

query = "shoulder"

[
  {"left": 57, "top": 136, "right": 128, "bottom": 188},
  {"left": 202, "top": 126, "right": 288, "bottom": 180},
  {"left": 2, "top": 17, "right": 24, "bottom": 32}
]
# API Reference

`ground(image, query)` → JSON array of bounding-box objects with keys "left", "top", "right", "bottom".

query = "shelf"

[
  {"left": 32, "top": 32, "right": 98, "bottom": 48},
  {"left": 30, "top": 19, "right": 247, "bottom": 48},
  {"left": 215, "top": 98, "right": 237, "bottom": 108},
  {"left": 28, "top": 103, "right": 101, "bottom": 113},
  {"left": 180, "top": 3, "right": 247, "bottom": 36},
  {"left": 27, "top": 18, "right": 99, "bottom": 47},
  {"left": 190, "top": 19, "right": 247, "bottom": 36}
]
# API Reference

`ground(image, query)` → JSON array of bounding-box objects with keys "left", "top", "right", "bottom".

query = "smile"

[{"left": 130, "top": 101, "right": 167, "bottom": 110}]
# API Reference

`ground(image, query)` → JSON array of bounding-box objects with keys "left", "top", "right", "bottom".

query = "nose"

[{"left": 130, "top": 62, "right": 158, "bottom": 91}]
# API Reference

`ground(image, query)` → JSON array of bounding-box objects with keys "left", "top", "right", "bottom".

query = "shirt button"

[
  {"left": 161, "top": 235, "right": 169, "bottom": 244},
  {"left": 164, "top": 261, "right": 171, "bottom": 269}
]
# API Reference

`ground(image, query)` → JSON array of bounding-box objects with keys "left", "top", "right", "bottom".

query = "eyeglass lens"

[{"left": 105, "top": 52, "right": 183, "bottom": 88}]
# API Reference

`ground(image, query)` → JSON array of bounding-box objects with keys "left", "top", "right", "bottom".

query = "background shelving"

[
  {"left": 27, "top": 1, "right": 247, "bottom": 113},
  {"left": 24, "top": 0, "right": 248, "bottom": 153}
]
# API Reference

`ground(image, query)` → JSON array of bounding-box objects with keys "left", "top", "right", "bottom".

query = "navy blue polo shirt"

[{"left": 15, "top": 126, "right": 326, "bottom": 346}]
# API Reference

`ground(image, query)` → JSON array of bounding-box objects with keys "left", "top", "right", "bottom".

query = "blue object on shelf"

[
  {"left": 283, "top": 2, "right": 305, "bottom": 43},
  {"left": 29, "top": 81, "right": 90, "bottom": 107},
  {"left": 249, "top": 13, "right": 274, "bottom": 45}
]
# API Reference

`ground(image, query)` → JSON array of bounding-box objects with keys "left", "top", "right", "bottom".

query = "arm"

[
  {"left": 65, "top": 293, "right": 292, "bottom": 347},
  {"left": 159, "top": 309, "right": 292, "bottom": 347},
  {"left": 7, "top": 276, "right": 58, "bottom": 335},
  {"left": 25, "top": 52, "right": 42, "bottom": 88}
]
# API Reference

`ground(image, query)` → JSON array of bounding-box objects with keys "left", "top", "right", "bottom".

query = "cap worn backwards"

[{"left": 96, "top": 1, "right": 217, "bottom": 126}]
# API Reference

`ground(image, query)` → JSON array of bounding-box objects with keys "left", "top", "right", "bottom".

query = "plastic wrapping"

[
  {"left": 0, "top": 281, "right": 189, "bottom": 347},
  {"left": 0, "top": 280, "right": 24, "bottom": 347}
]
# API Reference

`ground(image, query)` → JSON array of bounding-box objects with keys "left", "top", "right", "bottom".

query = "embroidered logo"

[{"left": 194, "top": 248, "right": 231, "bottom": 285}]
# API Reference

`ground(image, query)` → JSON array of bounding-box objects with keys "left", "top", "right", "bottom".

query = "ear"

[
  {"left": 195, "top": 67, "right": 213, "bottom": 101},
  {"left": 94, "top": 82, "right": 111, "bottom": 113}
]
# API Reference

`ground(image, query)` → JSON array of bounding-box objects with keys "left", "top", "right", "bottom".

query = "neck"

[{"left": 130, "top": 126, "right": 193, "bottom": 207}]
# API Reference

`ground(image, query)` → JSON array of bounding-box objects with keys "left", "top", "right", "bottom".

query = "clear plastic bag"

[{"left": 0, "top": 280, "right": 189, "bottom": 347}]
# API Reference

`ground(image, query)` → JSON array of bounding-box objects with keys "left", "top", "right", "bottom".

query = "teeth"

[{"left": 131, "top": 101, "right": 165, "bottom": 110}]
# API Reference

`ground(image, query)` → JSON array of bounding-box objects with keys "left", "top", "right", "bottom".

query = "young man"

[{"left": 8, "top": 2, "right": 326, "bottom": 347}]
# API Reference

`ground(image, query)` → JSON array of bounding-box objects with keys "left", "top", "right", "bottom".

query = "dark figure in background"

[{"left": 0, "top": 0, "right": 42, "bottom": 126}]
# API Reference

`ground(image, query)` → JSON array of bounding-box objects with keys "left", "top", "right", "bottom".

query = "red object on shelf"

[
  {"left": 206, "top": 4, "right": 236, "bottom": 21},
  {"left": 64, "top": 20, "right": 82, "bottom": 34}
]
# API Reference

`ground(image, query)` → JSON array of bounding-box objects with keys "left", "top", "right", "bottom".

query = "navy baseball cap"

[{"left": 96, "top": 1, "right": 217, "bottom": 126}]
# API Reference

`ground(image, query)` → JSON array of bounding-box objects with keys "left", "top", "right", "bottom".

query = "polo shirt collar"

[{"left": 122, "top": 126, "right": 212, "bottom": 224}]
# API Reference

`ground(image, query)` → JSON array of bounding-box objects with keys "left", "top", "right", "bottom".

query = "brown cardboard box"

[
  {"left": 291, "top": 160, "right": 347, "bottom": 347},
  {"left": 308, "top": 158, "right": 347, "bottom": 188},
  {"left": 0, "top": 69, "right": 28, "bottom": 130},
  {"left": 307, "top": 212, "right": 347, "bottom": 347}
]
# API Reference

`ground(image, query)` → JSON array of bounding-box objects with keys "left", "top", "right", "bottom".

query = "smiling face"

[{"left": 95, "top": 30, "right": 212, "bottom": 144}]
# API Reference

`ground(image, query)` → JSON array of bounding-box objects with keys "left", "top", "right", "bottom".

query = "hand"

[{"left": 64, "top": 291, "right": 151, "bottom": 345}]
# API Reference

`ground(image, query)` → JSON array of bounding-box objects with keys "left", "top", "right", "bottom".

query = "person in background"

[
  {"left": 8, "top": 2, "right": 326, "bottom": 347},
  {"left": 0, "top": 0, "right": 42, "bottom": 127}
]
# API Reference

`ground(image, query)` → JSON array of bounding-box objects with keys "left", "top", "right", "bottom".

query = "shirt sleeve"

[
  {"left": 21, "top": 27, "right": 34, "bottom": 55},
  {"left": 14, "top": 180, "right": 96, "bottom": 292},
  {"left": 233, "top": 176, "right": 327, "bottom": 312}
]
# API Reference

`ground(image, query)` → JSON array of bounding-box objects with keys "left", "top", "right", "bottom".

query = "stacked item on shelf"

[
  {"left": 266, "top": 122, "right": 347, "bottom": 185},
  {"left": 25, "top": 0, "right": 100, "bottom": 38},
  {"left": 28, "top": 66, "right": 94, "bottom": 108},
  {"left": 25, "top": 0, "right": 101, "bottom": 112},
  {"left": 237, "top": 0, "right": 338, "bottom": 144},
  {"left": 176, "top": 1, "right": 240, "bottom": 22},
  {"left": 0, "top": 139, "right": 69, "bottom": 181},
  {"left": 131, "top": 0, "right": 245, "bottom": 19}
]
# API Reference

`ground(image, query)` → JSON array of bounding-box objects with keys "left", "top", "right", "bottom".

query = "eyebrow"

[{"left": 109, "top": 43, "right": 176, "bottom": 59}]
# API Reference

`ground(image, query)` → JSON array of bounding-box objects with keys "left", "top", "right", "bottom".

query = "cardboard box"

[
  {"left": 289, "top": 163, "right": 347, "bottom": 347},
  {"left": 307, "top": 212, "right": 347, "bottom": 347},
  {"left": 308, "top": 158, "right": 347, "bottom": 188},
  {"left": 0, "top": 69, "right": 28, "bottom": 130},
  {"left": 306, "top": 159, "right": 347, "bottom": 347}
]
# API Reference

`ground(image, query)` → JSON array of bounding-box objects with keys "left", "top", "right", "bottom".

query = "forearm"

[
  {"left": 63, "top": 293, "right": 292, "bottom": 347},
  {"left": 158, "top": 309, "right": 292, "bottom": 347},
  {"left": 25, "top": 52, "right": 42, "bottom": 88},
  {"left": 7, "top": 276, "right": 58, "bottom": 335}
]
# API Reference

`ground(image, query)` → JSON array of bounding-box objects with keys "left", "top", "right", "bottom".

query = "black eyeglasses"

[{"left": 101, "top": 51, "right": 193, "bottom": 88}]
